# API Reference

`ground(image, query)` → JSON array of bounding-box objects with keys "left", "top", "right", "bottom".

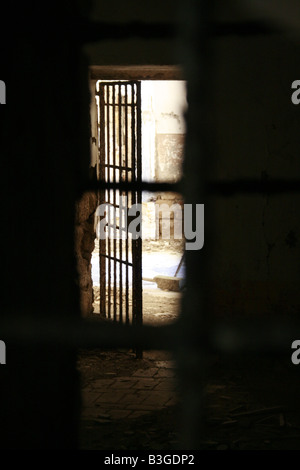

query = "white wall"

[{"left": 141, "top": 80, "right": 187, "bottom": 184}]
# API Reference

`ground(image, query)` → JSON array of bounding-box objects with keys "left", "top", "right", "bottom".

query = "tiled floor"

[{"left": 81, "top": 360, "right": 178, "bottom": 423}]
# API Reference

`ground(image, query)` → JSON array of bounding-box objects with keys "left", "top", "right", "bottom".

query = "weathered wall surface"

[
  {"left": 207, "top": 6, "right": 300, "bottom": 319},
  {"left": 156, "top": 134, "right": 185, "bottom": 183},
  {"left": 152, "top": 80, "right": 186, "bottom": 184},
  {"left": 75, "top": 192, "right": 97, "bottom": 316},
  {"left": 141, "top": 81, "right": 186, "bottom": 244}
]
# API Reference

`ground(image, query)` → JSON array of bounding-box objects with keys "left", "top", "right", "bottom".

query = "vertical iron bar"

[
  {"left": 131, "top": 83, "right": 136, "bottom": 330},
  {"left": 99, "top": 84, "right": 106, "bottom": 318},
  {"left": 112, "top": 84, "right": 117, "bottom": 322},
  {"left": 135, "top": 81, "right": 143, "bottom": 358},
  {"left": 107, "top": 85, "right": 111, "bottom": 319},
  {"left": 95, "top": 95, "right": 100, "bottom": 182},
  {"left": 125, "top": 84, "right": 129, "bottom": 325},
  {"left": 119, "top": 83, "right": 123, "bottom": 324},
  {"left": 176, "top": 0, "right": 212, "bottom": 449}
]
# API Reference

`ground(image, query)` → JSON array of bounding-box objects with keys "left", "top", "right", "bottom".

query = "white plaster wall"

[
  {"left": 141, "top": 80, "right": 187, "bottom": 184},
  {"left": 152, "top": 80, "right": 187, "bottom": 134}
]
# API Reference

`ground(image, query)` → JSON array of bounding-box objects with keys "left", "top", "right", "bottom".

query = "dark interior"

[{"left": 0, "top": 0, "right": 300, "bottom": 452}]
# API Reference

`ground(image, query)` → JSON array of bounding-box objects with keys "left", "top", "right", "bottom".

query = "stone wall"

[{"left": 75, "top": 191, "right": 98, "bottom": 317}]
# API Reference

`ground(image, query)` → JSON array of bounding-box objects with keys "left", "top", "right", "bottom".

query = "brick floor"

[
  {"left": 81, "top": 362, "right": 178, "bottom": 421},
  {"left": 132, "top": 368, "right": 159, "bottom": 377}
]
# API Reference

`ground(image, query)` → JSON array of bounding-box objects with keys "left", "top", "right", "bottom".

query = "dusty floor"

[
  {"left": 77, "top": 347, "right": 300, "bottom": 450},
  {"left": 78, "top": 245, "right": 300, "bottom": 450},
  {"left": 77, "top": 281, "right": 300, "bottom": 450},
  {"left": 78, "top": 281, "right": 182, "bottom": 450},
  {"left": 77, "top": 348, "right": 180, "bottom": 450}
]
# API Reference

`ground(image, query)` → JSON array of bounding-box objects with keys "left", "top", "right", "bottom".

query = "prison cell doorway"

[{"left": 92, "top": 78, "right": 187, "bottom": 343}]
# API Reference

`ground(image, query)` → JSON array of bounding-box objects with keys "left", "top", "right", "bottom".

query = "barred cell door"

[{"left": 95, "top": 81, "right": 143, "bottom": 356}]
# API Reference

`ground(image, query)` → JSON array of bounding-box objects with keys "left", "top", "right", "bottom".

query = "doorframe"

[
  {"left": 89, "top": 65, "right": 185, "bottom": 359},
  {"left": 89, "top": 65, "right": 185, "bottom": 81}
]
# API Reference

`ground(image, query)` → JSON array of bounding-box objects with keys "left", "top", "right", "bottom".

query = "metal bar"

[
  {"left": 100, "top": 253, "right": 133, "bottom": 267},
  {"left": 0, "top": 316, "right": 175, "bottom": 350},
  {"left": 135, "top": 81, "right": 143, "bottom": 359},
  {"left": 112, "top": 85, "right": 117, "bottom": 323},
  {"left": 105, "top": 103, "right": 147, "bottom": 108},
  {"left": 99, "top": 84, "right": 106, "bottom": 318},
  {"left": 95, "top": 93, "right": 102, "bottom": 316},
  {"left": 106, "top": 85, "right": 111, "bottom": 320},
  {"left": 131, "top": 83, "right": 137, "bottom": 331},
  {"left": 0, "top": 316, "right": 297, "bottom": 353},
  {"left": 106, "top": 223, "right": 127, "bottom": 232},
  {"left": 103, "top": 164, "right": 132, "bottom": 171},
  {"left": 95, "top": 95, "right": 101, "bottom": 182},
  {"left": 80, "top": 178, "right": 300, "bottom": 196},
  {"left": 176, "top": 0, "right": 212, "bottom": 450},
  {"left": 208, "top": 179, "right": 300, "bottom": 196},
  {"left": 96, "top": 79, "right": 166, "bottom": 88},
  {"left": 211, "top": 20, "right": 282, "bottom": 37},
  {"left": 119, "top": 84, "right": 123, "bottom": 324},
  {"left": 125, "top": 84, "right": 129, "bottom": 325},
  {"left": 80, "top": 180, "right": 182, "bottom": 194},
  {"left": 102, "top": 202, "right": 123, "bottom": 208},
  {"left": 136, "top": 82, "right": 142, "bottom": 189}
]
